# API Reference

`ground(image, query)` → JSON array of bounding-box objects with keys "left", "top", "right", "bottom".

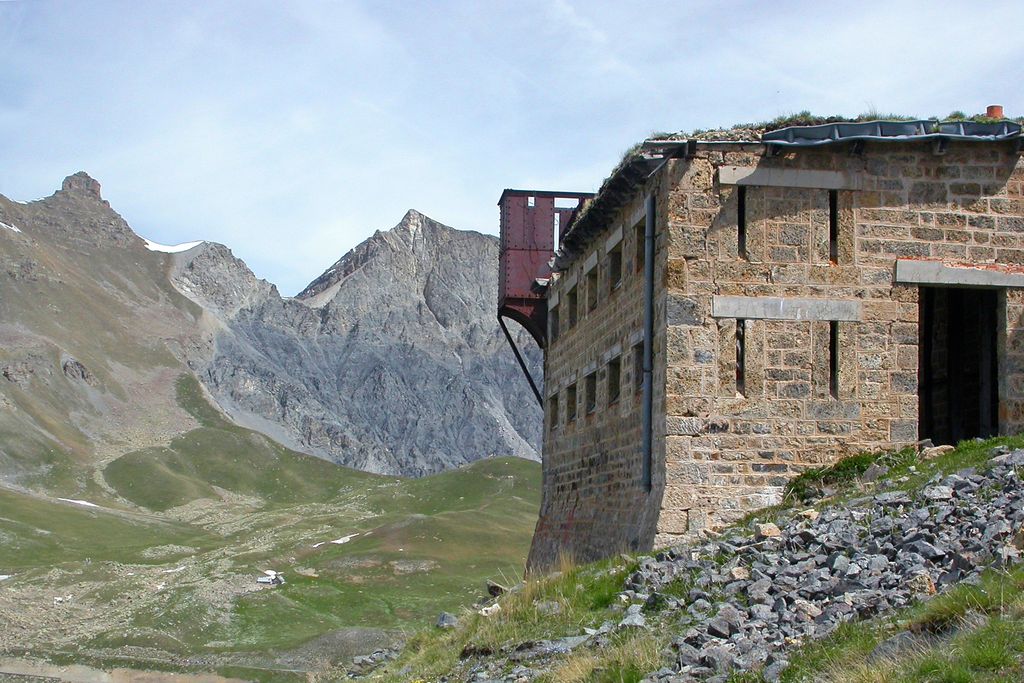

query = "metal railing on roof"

[{"left": 762, "top": 119, "right": 1022, "bottom": 147}]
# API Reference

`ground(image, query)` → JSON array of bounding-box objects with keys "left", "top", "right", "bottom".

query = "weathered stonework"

[{"left": 528, "top": 133, "right": 1024, "bottom": 570}]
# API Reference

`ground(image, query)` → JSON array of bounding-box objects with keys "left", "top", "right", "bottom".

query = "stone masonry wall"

[
  {"left": 527, "top": 172, "right": 670, "bottom": 571},
  {"left": 659, "top": 141, "right": 1024, "bottom": 547}
]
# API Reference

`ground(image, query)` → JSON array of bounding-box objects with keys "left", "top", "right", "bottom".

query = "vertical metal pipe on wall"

[{"left": 641, "top": 195, "right": 655, "bottom": 491}]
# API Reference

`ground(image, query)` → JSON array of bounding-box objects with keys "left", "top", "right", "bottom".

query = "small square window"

[
  {"left": 607, "top": 356, "right": 621, "bottom": 404},
  {"left": 586, "top": 268, "right": 598, "bottom": 311},
  {"left": 548, "top": 393, "right": 559, "bottom": 431},
  {"left": 549, "top": 304, "right": 559, "bottom": 343},
  {"left": 566, "top": 383, "right": 577, "bottom": 423},
  {"left": 608, "top": 244, "right": 623, "bottom": 293},
  {"left": 585, "top": 372, "right": 597, "bottom": 414}
]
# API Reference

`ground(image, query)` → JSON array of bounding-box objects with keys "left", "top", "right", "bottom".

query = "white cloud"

[{"left": 0, "top": 0, "right": 1022, "bottom": 294}]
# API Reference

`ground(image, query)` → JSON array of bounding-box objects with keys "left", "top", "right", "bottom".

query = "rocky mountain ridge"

[
  {"left": 0, "top": 172, "right": 540, "bottom": 487},
  {"left": 174, "top": 209, "right": 541, "bottom": 476}
]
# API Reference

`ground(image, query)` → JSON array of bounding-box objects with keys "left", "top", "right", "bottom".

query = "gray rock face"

[
  {"left": 176, "top": 209, "right": 542, "bottom": 476},
  {"left": 2, "top": 173, "right": 540, "bottom": 483}
]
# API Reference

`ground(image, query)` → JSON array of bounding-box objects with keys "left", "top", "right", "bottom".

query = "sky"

[{"left": 1, "top": 1, "right": 1023, "bottom": 295}]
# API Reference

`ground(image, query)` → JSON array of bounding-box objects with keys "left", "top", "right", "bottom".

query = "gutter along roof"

[
  {"left": 555, "top": 151, "right": 672, "bottom": 265},
  {"left": 555, "top": 119, "right": 1023, "bottom": 268}
]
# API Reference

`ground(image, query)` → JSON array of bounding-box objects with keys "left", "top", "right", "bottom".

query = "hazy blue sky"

[{"left": 2, "top": 1, "right": 1022, "bottom": 294}]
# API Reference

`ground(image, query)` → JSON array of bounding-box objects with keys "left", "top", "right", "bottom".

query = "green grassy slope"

[
  {"left": 2, "top": 375, "right": 541, "bottom": 680},
  {"left": 0, "top": 487, "right": 218, "bottom": 569},
  {"left": 370, "top": 436, "right": 1024, "bottom": 683},
  {"left": 104, "top": 375, "right": 383, "bottom": 510},
  {"left": 0, "top": 193, "right": 207, "bottom": 499}
]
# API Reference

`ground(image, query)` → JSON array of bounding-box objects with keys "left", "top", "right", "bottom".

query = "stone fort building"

[{"left": 497, "top": 112, "right": 1024, "bottom": 570}]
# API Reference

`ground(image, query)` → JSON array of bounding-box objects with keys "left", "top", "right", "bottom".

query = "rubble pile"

[
  {"left": 425, "top": 447, "right": 1024, "bottom": 682},
  {"left": 635, "top": 448, "right": 1024, "bottom": 682}
]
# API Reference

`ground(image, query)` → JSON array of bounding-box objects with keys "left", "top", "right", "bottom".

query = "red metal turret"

[
  {"left": 498, "top": 190, "right": 593, "bottom": 345},
  {"left": 497, "top": 189, "right": 593, "bottom": 404}
]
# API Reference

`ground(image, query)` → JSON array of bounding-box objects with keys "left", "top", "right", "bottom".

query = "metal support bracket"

[{"left": 498, "top": 314, "right": 543, "bottom": 407}]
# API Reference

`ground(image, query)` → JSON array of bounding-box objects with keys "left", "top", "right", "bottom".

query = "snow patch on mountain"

[{"left": 144, "top": 238, "right": 204, "bottom": 253}]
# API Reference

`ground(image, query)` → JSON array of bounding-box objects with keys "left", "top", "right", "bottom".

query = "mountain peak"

[
  {"left": 61, "top": 172, "right": 103, "bottom": 200},
  {"left": 396, "top": 209, "right": 436, "bottom": 238}
]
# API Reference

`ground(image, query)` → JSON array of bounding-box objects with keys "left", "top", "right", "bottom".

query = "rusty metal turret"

[{"left": 497, "top": 189, "right": 592, "bottom": 403}]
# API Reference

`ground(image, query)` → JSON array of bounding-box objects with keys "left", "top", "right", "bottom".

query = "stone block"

[{"left": 666, "top": 292, "right": 704, "bottom": 326}]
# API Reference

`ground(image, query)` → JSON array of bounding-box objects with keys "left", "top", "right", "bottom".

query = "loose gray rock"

[
  {"left": 619, "top": 612, "right": 647, "bottom": 629},
  {"left": 862, "top": 463, "right": 889, "bottom": 482},
  {"left": 436, "top": 611, "right": 459, "bottom": 629}
]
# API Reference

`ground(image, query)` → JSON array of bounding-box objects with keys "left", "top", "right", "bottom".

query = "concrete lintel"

[
  {"left": 629, "top": 329, "right": 643, "bottom": 346},
  {"left": 628, "top": 204, "right": 646, "bottom": 229},
  {"left": 602, "top": 343, "right": 622, "bottom": 362},
  {"left": 563, "top": 273, "right": 578, "bottom": 291},
  {"left": 718, "top": 165, "right": 860, "bottom": 190},
  {"left": 895, "top": 259, "right": 1024, "bottom": 288},
  {"left": 584, "top": 251, "right": 599, "bottom": 273},
  {"left": 712, "top": 295, "right": 862, "bottom": 321},
  {"left": 582, "top": 362, "right": 597, "bottom": 376},
  {"left": 605, "top": 225, "right": 624, "bottom": 252}
]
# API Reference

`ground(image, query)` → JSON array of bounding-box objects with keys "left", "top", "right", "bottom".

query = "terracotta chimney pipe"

[{"left": 986, "top": 104, "right": 1004, "bottom": 119}]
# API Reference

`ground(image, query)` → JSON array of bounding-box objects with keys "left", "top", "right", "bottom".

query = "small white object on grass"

[
  {"left": 479, "top": 603, "right": 501, "bottom": 617},
  {"left": 330, "top": 533, "right": 359, "bottom": 545},
  {"left": 57, "top": 498, "right": 100, "bottom": 508}
]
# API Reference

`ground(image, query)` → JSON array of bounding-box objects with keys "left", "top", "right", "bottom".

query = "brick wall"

[
  {"left": 533, "top": 139, "right": 1024, "bottom": 567},
  {"left": 660, "top": 141, "right": 1024, "bottom": 547},
  {"left": 527, "top": 174, "right": 670, "bottom": 570}
]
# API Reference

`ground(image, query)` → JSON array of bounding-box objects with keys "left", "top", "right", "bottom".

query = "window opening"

[
  {"left": 566, "top": 286, "right": 578, "bottom": 328},
  {"left": 566, "top": 383, "right": 577, "bottom": 423},
  {"left": 553, "top": 213, "right": 561, "bottom": 249},
  {"left": 736, "top": 318, "right": 746, "bottom": 396},
  {"left": 585, "top": 372, "right": 597, "bottom": 414},
  {"left": 586, "top": 268, "right": 598, "bottom": 311},
  {"left": 527, "top": 196, "right": 535, "bottom": 207},
  {"left": 608, "top": 243, "right": 623, "bottom": 293},
  {"left": 829, "top": 321, "right": 839, "bottom": 398},
  {"left": 634, "top": 218, "right": 646, "bottom": 273},
  {"left": 549, "top": 304, "right": 559, "bottom": 343},
  {"left": 737, "top": 186, "right": 747, "bottom": 259},
  {"left": 548, "top": 393, "right": 559, "bottom": 431},
  {"left": 607, "top": 356, "right": 621, "bottom": 404},
  {"left": 828, "top": 190, "right": 839, "bottom": 263},
  {"left": 632, "top": 343, "right": 644, "bottom": 393}
]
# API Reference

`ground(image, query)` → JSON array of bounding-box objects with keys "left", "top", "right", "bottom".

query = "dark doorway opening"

[{"left": 919, "top": 287, "right": 999, "bottom": 445}]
